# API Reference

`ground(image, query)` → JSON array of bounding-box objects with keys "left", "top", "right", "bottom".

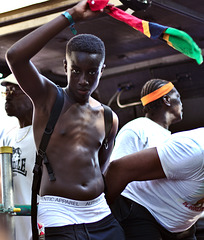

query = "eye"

[
  {"left": 88, "top": 71, "right": 96, "bottom": 75},
  {"left": 88, "top": 69, "right": 99, "bottom": 75},
  {"left": 71, "top": 68, "right": 80, "bottom": 74}
]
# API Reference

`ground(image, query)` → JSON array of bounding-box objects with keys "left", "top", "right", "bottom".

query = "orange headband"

[{"left": 141, "top": 82, "right": 174, "bottom": 106}]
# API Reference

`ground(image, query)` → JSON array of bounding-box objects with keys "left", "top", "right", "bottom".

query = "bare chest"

[{"left": 51, "top": 104, "right": 105, "bottom": 148}]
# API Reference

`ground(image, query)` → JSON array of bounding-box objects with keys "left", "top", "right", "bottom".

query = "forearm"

[
  {"left": 6, "top": 9, "right": 77, "bottom": 65},
  {"left": 104, "top": 148, "right": 166, "bottom": 204},
  {"left": 6, "top": 15, "right": 67, "bottom": 63},
  {"left": 6, "top": 0, "right": 100, "bottom": 66}
]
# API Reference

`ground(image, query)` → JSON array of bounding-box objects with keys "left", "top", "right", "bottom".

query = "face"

[
  {"left": 168, "top": 88, "right": 183, "bottom": 123},
  {"left": 66, "top": 51, "right": 104, "bottom": 103},
  {"left": 3, "top": 84, "right": 33, "bottom": 118}
]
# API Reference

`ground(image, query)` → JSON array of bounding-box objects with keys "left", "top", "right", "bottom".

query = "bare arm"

[
  {"left": 99, "top": 111, "right": 118, "bottom": 173},
  {"left": 6, "top": 0, "right": 102, "bottom": 105},
  {"left": 104, "top": 147, "right": 166, "bottom": 204}
]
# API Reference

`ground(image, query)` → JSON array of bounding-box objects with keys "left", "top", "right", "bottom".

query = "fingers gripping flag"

[{"left": 87, "top": 0, "right": 203, "bottom": 65}]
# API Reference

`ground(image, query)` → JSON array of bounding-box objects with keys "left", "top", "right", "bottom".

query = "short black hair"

[
  {"left": 66, "top": 34, "right": 105, "bottom": 62},
  {"left": 141, "top": 79, "right": 173, "bottom": 114}
]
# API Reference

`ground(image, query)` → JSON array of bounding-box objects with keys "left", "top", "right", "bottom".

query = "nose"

[
  {"left": 5, "top": 92, "right": 13, "bottom": 100},
  {"left": 79, "top": 75, "right": 89, "bottom": 86}
]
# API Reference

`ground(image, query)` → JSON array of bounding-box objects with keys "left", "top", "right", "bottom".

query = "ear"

[
  {"left": 63, "top": 59, "right": 67, "bottom": 73},
  {"left": 100, "top": 63, "right": 106, "bottom": 76},
  {"left": 162, "top": 95, "right": 171, "bottom": 106}
]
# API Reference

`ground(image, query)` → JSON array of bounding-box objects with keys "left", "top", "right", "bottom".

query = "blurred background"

[{"left": 0, "top": 0, "right": 204, "bottom": 133}]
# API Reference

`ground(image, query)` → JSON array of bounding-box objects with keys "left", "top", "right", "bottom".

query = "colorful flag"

[{"left": 88, "top": 0, "right": 203, "bottom": 65}]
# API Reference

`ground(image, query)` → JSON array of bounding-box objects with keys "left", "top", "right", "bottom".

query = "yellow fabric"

[{"left": 142, "top": 20, "right": 151, "bottom": 38}]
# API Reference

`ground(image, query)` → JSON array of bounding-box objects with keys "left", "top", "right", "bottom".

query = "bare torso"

[{"left": 34, "top": 90, "right": 106, "bottom": 201}]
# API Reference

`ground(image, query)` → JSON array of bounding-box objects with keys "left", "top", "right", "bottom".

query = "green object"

[
  {"left": 164, "top": 27, "right": 203, "bottom": 65},
  {"left": 15, "top": 205, "right": 31, "bottom": 216},
  {"left": 62, "top": 11, "right": 77, "bottom": 35},
  {"left": 0, "top": 204, "right": 31, "bottom": 216}
]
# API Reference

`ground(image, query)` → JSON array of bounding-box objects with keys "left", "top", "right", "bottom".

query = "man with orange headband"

[{"left": 108, "top": 79, "right": 185, "bottom": 240}]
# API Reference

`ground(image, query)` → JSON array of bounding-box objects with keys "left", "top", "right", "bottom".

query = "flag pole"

[{"left": 0, "top": 146, "right": 15, "bottom": 239}]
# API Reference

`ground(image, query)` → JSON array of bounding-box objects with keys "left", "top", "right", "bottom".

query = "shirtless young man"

[{"left": 6, "top": 1, "right": 124, "bottom": 239}]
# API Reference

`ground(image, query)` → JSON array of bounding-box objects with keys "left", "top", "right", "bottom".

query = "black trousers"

[
  {"left": 45, "top": 214, "right": 125, "bottom": 240},
  {"left": 195, "top": 218, "right": 204, "bottom": 240},
  {"left": 110, "top": 195, "right": 197, "bottom": 240}
]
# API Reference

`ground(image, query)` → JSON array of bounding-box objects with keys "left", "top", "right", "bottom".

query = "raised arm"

[
  {"left": 104, "top": 147, "right": 166, "bottom": 204},
  {"left": 6, "top": 0, "right": 102, "bottom": 104}
]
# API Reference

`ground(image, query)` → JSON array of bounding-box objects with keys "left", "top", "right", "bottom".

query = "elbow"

[
  {"left": 104, "top": 160, "right": 128, "bottom": 205},
  {"left": 6, "top": 46, "right": 20, "bottom": 68},
  {"left": 105, "top": 160, "right": 127, "bottom": 189}
]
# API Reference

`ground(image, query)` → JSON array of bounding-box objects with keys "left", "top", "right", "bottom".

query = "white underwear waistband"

[
  {"left": 39, "top": 193, "right": 105, "bottom": 208},
  {"left": 38, "top": 193, "right": 111, "bottom": 226}
]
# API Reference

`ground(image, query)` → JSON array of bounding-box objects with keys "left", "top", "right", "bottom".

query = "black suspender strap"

[
  {"left": 101, "top": 104, "right": 113, "bottom": 149},
  {"left": 101, "top": 104, "right": 113, "bottom": 194},
  {"left": 31, "top": 87, "right": 64, "bottom": 240}
]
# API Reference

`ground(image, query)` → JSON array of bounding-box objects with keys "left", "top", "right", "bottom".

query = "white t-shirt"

[
  {"left": 111, "top": 118, "right": 204, "bottom": 232},
  {"left": 156, "top": 128, "right": 204, "bottom": 232},
  {"left": 3, "top": 125, "right": 36, "bottom": 240},
  {"left": 111, "top": 117, "right": 171, "bottom": 160}
]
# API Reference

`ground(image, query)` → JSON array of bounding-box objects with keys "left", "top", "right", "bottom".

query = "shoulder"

[
  {"left": 100, "top": 103, "right": 118, "bottom": 138},
  {"left": 117, "top": 117, "right": 151, "bottom": 136},
  {"left": 3, "top": 126, "right": 19, "bottom": 138},
  {"left": 158, "top": 128, "right": 204, "bottom": 157},
  {"left": 2, "top": 126, "right": 18, "bottom": 145},
  {"left": 157, "top": 129, "right": 204, "bottom": 179},
  {"left": 169, "top": 128, "right": 204, "bottom": 151},
  {"left": 102, "top": 103, "right": 118, "bottom": 119}
]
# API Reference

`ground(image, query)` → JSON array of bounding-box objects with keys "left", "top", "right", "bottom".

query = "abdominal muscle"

[{"left": 39, "top": 135, "right": 105, "bottom": 201}]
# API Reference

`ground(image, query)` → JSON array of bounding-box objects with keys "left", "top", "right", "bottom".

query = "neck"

[
  {"left": 65, "top": 88, "right": 89, "bottom": 105},
  {"left": 18, "top": 115, "right": 32, "bottom": 128},
  {"left": 145, "top": 112, "right": 170, "bottom": 130}
]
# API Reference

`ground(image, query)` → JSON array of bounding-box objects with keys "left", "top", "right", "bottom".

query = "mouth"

[
  {"left": 5, "top": 102, "right": 12, "bottom": 113},
  {"left": 5, "top": 99, "right": 12, "bottom": 106},
  {"left": 5, "top": 102, "right": 10, "bottom": 108},
  {"left": 77, "top": 89, "right": 89, "bottom": 95}
]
